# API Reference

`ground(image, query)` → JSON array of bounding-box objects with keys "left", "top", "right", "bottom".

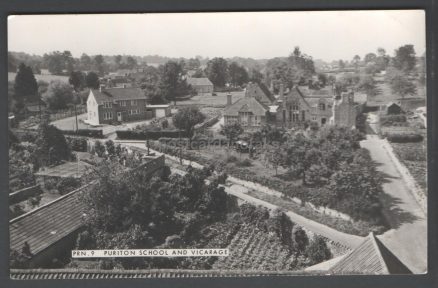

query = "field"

[
  {"left": 369, "top": 81, "right": 426, "bottom": 111},
  {"left": 8, "top": 72, "right": 69, "bottom": 83}
]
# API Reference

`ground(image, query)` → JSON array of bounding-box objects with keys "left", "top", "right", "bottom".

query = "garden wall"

[{"left": 9, "top": 185, "right": 42, "bottom": 205}]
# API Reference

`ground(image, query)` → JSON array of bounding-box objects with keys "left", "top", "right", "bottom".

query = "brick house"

[
  {"left": 86, "top": 87, "right": 154, "bottom": 125},
  {"left": 186, "top": 77, "right": 214, "bottom": 95}
]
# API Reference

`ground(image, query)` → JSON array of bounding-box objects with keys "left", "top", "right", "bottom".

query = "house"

[
  {"left": 186, "top": 77, "right": 214, "bottom": 95},
  {"left": 245, "top": 82, "right": 275, "bottom": 106},
  {"left": 223, "top": 92, "right": 269, "bottom": 130},
  {"left": 385, "top": 102, "right": 404, "bottom": 115},
  {"left": 86, "top": 86, "right": 152, "bottom": 125}
]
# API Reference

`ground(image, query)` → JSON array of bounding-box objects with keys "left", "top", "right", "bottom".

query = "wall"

[{"left": 9, "top": 185, "right": 42, "bottom": 205}]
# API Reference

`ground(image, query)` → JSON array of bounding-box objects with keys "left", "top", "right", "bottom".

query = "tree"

[
  {"left": 317, "top": 73, "right": 328, "bottom": 87},
  {"left": 306, "top": 236, "right": 332, "bottom": 265},
  {"left": 159, "top": 61, "right": 191, "bottom": 105},
  {"left": 34, "top": 120, "right": 72, "bottom": 166},
  {"left": 14, "top": 63, "right": 38, "bottom": 100},
  {"left": 352, "top": 55, "right": 361, "bottom": 70},
  {"left": 206, "top": 58, "right": 229, "bottom": 87},
  {"left": 292, "top": 226, "right": 309, "bottom": 255},
  {"left": 126, "top": 56, "right": 137, "bottom": 69},
  {"left": 42, "top": 80, "right": 74, "bottom": 110},
  {"left": 94, "top": 55, "right": 105, "bottom": 76},
  {"left": 264, "top": 144, "right": 284, "bottom": 175},
  {"left": 94, "top": 140, "right": 106, "bottom": 157},
  {"left": 386, "top": 67, "right": 417, "bottom": 98},
  {"left": 220, "top": 122, "right": 243, "bottom": 148},
  {"left": 63, "top": 50, "right": 75, "bottom": 74},
  {"left": 356, "top": 74, "right": 381, "bottom": 97},
  {"left": 105, "top": 140, "right": 116, "bottom": 157},
  {"left": 172, "top": 106, "right": 206, "bottom": 148},
  {"left": 393, "top": 44, "right": 416, "bottom": 73},
  {"left": 338, "top": 60, "right": 346, "bottom": 69},
  {"left": 364, "top": 53, "right": 377, "bottom": 64},
  {"left": 69, "top": 71, "right": 86, "bottom": 92},
  {"left": 375, "top": 47, "right": 390, "bottom": 71},
  {"left": 43, "top": 51, "right": 64, "bottom": 75},
  {"left": 8, "top": 52, "right": 17, "bottom": 72},
  {"left": 228, "top": 62, "right": 249, "bottom": 87},
  {"left": 80, "top": 53, "right": 92, "bottom": 71},
  {"left": 249, "top": 68, "right": 263, "bottom": 84},
  {"left": 85, "top": 72, "right": 100, "bottom": 89},
  {"left": 114, "top": 55, "right": 122, "bottom": 69},
  {"left": 186, "top": 58, "right": 201, "bottom": 70}
]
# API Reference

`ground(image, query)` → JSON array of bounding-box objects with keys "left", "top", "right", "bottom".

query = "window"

[
  {"left": 319, "top": 103, "right": 326, "bottom": 111},
  {"left": 129, "top": 109, "right": 140, "bottom": 115},
  {"left": 120, "top": 100, "right": 126, "bottom": 107},
  {"left": 103, "top": 112, "right": 113, "bottom": 120},
  {"left": 131, "top": 100, "right": 137, "bottom": 106},
  {"left": 103, "top": 102, "right": 112, "bottom": 108}
]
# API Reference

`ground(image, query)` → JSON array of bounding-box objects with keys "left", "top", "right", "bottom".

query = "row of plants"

[
  {"left": 62, "top": 129, "right": 104, "bottom": 138},
  {"left": 116, "top": 129, "right": 188, "bottom": 140}
]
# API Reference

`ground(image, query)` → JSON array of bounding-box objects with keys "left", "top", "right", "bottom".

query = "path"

[
  {"left": 361, "top": 135, "right": 427, "bottom": 274},
  {"left": 116, "top": 140, "right": 364, "bottom": 250}
]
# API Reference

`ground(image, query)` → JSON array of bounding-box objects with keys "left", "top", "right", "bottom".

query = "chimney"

[
  {"left": 269, "top": 81, "right": 274, "bottom": 93},
  {"left": 99, "top": 84, "right": 105, "bottom": 92},
  {"left": 123, "top": 84, "right": 127, "bottom": 88},
  {"left": 227, "top": 93, "right": 232, "bottom": 106},
  {"left": 279, "top": 83, "right": 284, "bottom": 99}
]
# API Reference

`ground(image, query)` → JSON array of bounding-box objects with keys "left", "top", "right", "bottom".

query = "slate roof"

[
  {"left": 329, "top": 233, "right": 412, "bottom": 275},
  {"left": 224, "top": 97, "right": 268, "bottom": 117},
  {"left": 91, "top": 87, "right": 147, "bottom": 104},
  {"left": 186, "top": 77, "right": 213, "bottom": 86},
  {"left": 9, "top": 186, "right": 87, "bottom": 256}
]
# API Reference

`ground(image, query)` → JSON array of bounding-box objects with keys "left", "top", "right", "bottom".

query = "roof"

[
  {"left": 34, "top": 161, "right": 92, "bottom": 179},
  {"left": 10, "top": 186, "right": 87, "bottom": 256},
  {"left": 224, "top": 97, "right": 268, "bottom": 117},
  {"left": 329, "top": 233, "right": 412, "bottom": 275},
  {"left": 90, "top": 87, "right": 147, "bottom": 104},
  {"left": 147, "top": 105, "right": 170, "bottom": 108},
  {"left": 246, "top": 82, "right": 275, "bottom": 104},
  {"left": 187, "top": 77, "right": 213, "bottom": 86},
  {"left": 10, "top": 269, "right": 322, "bottom": 279}
]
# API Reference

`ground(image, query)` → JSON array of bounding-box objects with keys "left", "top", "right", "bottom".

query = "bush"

[
  {"left": 116, "top": 130, "right": 188, "bottom": 140},
  {"left": 386, "top": 133, "right": 423, "bottom": 143},
  {"left": 226, "top": 155, "right": 238, "bottom": 163},
  {"left": 56, "top": 177, "right": 81, "bottom": 194},
  {"left": 380, "top": 114, "right": 407, "bottom": 127},
  {"left": 305, "top": 236, "right": 332, "bottom": 265},
  {"left": 68, "top": 137, "right": 88, "bottom": 152},
  {"left": 62, "top": 129, "right": 103, "bottom": 138}
]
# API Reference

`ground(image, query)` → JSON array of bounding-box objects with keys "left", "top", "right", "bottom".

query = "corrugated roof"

[
  {"left": 187, "top": 77, "right": 213, "bottom": 86},
  {"left": 329, "top": 233, "right": 412, "bottom": 275},
  {"left": 9, "top": 186, "right": 87, "bottom": 256},
  {"left": 224, "top": 97, "right": 268, "bottom": 117},
  {"left": 91, "top": 88, "right": 147, "bottom": 104}
]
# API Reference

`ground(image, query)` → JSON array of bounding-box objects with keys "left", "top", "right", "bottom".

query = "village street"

[{"left": 361, "top": 135, "right": 427, "bottom": 274}]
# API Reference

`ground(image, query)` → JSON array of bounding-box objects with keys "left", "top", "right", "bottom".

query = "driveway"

[{"left": 361, "top": 135, "right": 427, "bottom": 273}]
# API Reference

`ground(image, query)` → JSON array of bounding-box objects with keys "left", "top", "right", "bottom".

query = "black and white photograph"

[{"left": 7, "top": 10, "right": 428, "bottom": 279}]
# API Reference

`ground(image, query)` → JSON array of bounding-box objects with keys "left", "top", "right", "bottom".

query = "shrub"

[
  {"left": 380, "top": 114, "right": 407, "bottom": 127},
  {"left": 62, "top": 129, "right": 103, "bottom": 138},
  {"left": 386, "top": 133, "right": 423, "bottom": 143},
  {"left": 226, "top": 155, "right": 238, "bottom": 163},
  {"left": 306, "top": 236, "right": 332, "bottom": 265},
  {"left": 68, "top": 137, "right": 88, "bottom": 152},
  {"left": 161, "top": 119, "right": 169, "bottom": 129},
  {"left": 116, "top": 130, "right": 188, "bottom": 140},
  {"left": 56, "top": 177, "right": 81, "bottom": 194}
]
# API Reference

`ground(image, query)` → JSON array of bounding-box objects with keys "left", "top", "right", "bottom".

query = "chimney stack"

[
  {"left": 279, "top": 83, "right": 284, "bottom": 99},
  {"left": 227, "top": 93, "right": 232, "bottom": 106},
  {"left": 99, "top": 84, "right": 105, "bottom": 92}
]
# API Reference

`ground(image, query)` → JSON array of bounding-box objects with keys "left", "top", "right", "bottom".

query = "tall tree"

[
  {"left": 393, "top": 44, "right": 417, "bottom": 73},
  {"left": 206, "top": 57, "right": 229, "bottom": 87},
  {"left": 43, "top": 51, "right": 64, "bottom": 75},
  {"left": 80, "top": 53, "right": 92, "bottom": 71},
  {"left": 159, "top": 61, "right": 191, "bottom": 105},
  {"left": 220, "top": 122, "right": 243, "bottom": 148},
  {"left": 14, "top": 63, "right": 38, "bottom": 112},
  {"left": 85, "top": 72, "right": 100, "bottom": 89},
  {"left": 114, "top": 55, "right": 122, "bottom": 69},
  {"left": 69, "top": 71, "right": 86, "bottom": 92},
  {"left": 8, "top": 52, "right": 17, "bottom": 72},
  {"left": 364, "top": 53, "right": 377, "bottom": 64},
  {"left": 356, "top": 74, "right": 381, "bottom": 97},
  {"left": 94, "top": 55, "right": 105, "bottom": 76},
  {"left": 385, "top": 67, "right": 417, "bottom": 98},
  {"left": 63, "top": 50, "right": 75, "bottom": 74},
  {"left": 126, "top": 56, "right": 137, "bottom": 69},
  {"left": 228, "top": 62, "right": 249, "bottom": 87}
]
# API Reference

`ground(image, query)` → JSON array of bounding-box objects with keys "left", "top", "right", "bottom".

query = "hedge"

[
  {"left": 116, "top": 130, "right": 189, "bottom": 140},
  {"left": 387, "top": 133, "right": 424, "bottom": 143},
  {"left": 62, "top": 129, "right": 103, "bottom": 138}
]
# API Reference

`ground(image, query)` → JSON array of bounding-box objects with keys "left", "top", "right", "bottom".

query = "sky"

[{"left": 8, "top": 10, "right": 426, "bottom": 62}]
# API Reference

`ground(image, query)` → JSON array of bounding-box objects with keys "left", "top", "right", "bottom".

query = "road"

[{"left": 361, "top": 135, "right": 427, "bottom": 274}]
